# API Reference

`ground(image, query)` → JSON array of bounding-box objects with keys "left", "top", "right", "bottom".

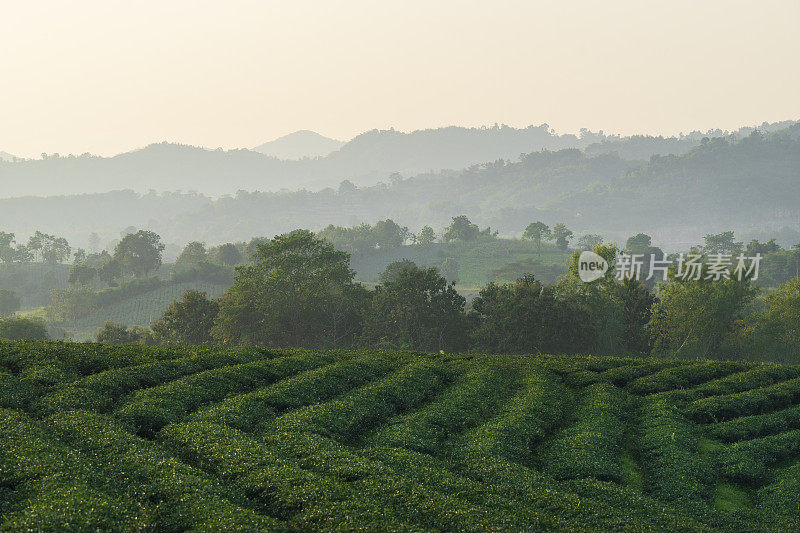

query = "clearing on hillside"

[{"left": 1, "top": 341, "right": 799, "bottom": 531}]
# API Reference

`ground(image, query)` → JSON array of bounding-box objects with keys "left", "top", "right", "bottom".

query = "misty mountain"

[
  {"left": 3, "top": 121, "right": 793, "bottom": 199},
  {"left": 253, "top": 130, "right": 345, "bottom": 159},
  {"left": 0, "top": 151, "right": 16, "bottom": 162},
  {"left": 0, "top": 125, "right": 698, "bottom": 198},
  {"left": 4, "top": 124, "right": 797, "bottom": 252}
]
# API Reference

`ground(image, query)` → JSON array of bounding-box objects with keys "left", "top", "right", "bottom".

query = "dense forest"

[{"left": 2, "top": 220, "right": 798, "bottom": 365}]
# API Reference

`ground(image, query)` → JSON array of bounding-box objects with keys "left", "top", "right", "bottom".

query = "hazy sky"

[{"left": 2, "top": 0, "right": 798, "bottom": 158}]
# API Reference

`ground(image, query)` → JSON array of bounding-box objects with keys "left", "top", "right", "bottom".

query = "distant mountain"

[
  {"left": 0, "top": 121, "right": 794, "bottom": 199},
  {"left": 0, "top": 151, "right": 16, "bottom": 162},
  {"left": 253, "top": 130, "right": 345, "bottom": 160},
  {"left": 5, "top": 124, "right": 797, "bottom": 253}
]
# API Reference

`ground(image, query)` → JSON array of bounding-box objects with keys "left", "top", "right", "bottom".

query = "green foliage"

[
  {"left": 318, "top": 219, "right": 409, "bottom": 255},
  {"left": 0, "top": 289, "right": 21, "bottom": 317},
  {"left": 208, "top": 242, "right": 242, "bottom": 266},
  {"left": 443, "top": 215, "right": 480, "bottom": 242},
  {"left": 730, "top": 277, "right": 800, "bottom": 362},
  {"left": 214, "top": 230, "right": 365, "bottom": 348},
  {"left": 648, "top": 269, "right": 758, "bottom": 359},
  {"left": 414, "top": 225, "right": 436, "bottom": 246},
  {"left": 175, "top": 241, "right": 207, "bottom": 265},
  {"left": 471, "top": 274, "right": 599, "bottom": 354},
  {"left": 637, "top": 396, "right": 712, "bottom": 502},
  {"left": 95, "top": 322, "right": 153, "bottom": 345},
  {"left": 152, "top": 290, "right": 219, "bottom": 345},
  {"left": 361, "top": 262, "right": 468, "bottom": 352},
  {"left": 551, "top": 222, "right": 573, "bottom": 250},
  {"left": 522, "top": 221, "right": 550, "bottom": 255},
  {"left": 113, "top": 230, "right": 165, "bottom": 278},
  {"left": 0, "top": 317, "right": 49, "bottom": 341},
  {"left": 2, "top": 340, "right": 799, "bottom": 530},
  {"left": 541, "top": 383, "right": 627, "bottom": 482}
]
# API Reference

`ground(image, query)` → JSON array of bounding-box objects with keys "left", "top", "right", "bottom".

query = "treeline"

[{"left": 78, "top": 229, "right": 800, "bottom": 364}]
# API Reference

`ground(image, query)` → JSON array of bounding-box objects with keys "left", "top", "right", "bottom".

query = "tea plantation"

[{"left": 2, "top": 341, "right": 800, "bottom": 531}]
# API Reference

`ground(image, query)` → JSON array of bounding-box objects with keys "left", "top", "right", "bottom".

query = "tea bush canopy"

[{"left": 2, "top": 340, "right": 800, "bottom": 530}]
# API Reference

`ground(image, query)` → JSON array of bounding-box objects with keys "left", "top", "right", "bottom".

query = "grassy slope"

[
  {"left": 57, "top": 282, "right": 229, "bottom": 341},
  {"left": 350, "top": 239, "right": 571, "bottom": 289},
  {"left": 2, "top": 341, "right": 799, "bottom": 531}
]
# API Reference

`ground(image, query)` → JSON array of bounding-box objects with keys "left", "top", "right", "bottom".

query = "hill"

[
  {"left": 253, "top": 130, "right": 345, "bottom": 160},
  {"left": 159, "top": 127, "right": 800, "bottom": 248},
  {"left": 0, "top": 151, "right": 15, "bottom": 162},
  {"left": 51, "top": 281, "right": 231, "bottom": 341},
  {"left": 2, "top": 123, "right": 798, "bottom": 250},
  {"left": 2, "top": 342, "right": 800, "bottom": 530},
  {"left": 0, "top": 124, "right": 699, "bottom": 198}
]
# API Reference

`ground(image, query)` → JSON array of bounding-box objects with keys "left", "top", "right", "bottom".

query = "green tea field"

[
  {"left": 54, "top": 282, "right": 230, "bottom": 341},
  {"left": 2, "top": 341, "right": 800, "bottom": 531}
]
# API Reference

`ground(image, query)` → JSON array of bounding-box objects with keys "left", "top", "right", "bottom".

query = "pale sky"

[{"left": 1, "top": 0, "right": 798, "bottom": 158}]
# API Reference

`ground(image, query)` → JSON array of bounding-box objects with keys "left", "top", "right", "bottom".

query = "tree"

[
  {"left": 96, "top": 322, "right": 153, "bottom": 345},
  {"left": 99, "top": 258, "right": 122, "bottom": 287},
  {"left": 73, "top": 248, "right": 87, "bottom": 264},
  {"left": 213, "top": 230, "right": 366, "bottom": 348},
  {"left": 152, "top": 290, "right": 219, "bottom": 345},
  {"left": 625, "top": 233, "right": 653, "bottom": 251},
  {"left": 48, "top": 287, "right": 98, "bottom": 324},
  {"left": 0, "top": 290, "right": 21, "bottom": 317},
  {"left": 729, "top": 277, "right": 800, "bottom": 363},
  {"left": 0, "top": 317, "right": 49, "bottom": 341},
  {"left": 415, "top": 226, "right": 436, "bottom": 246},
  {"left": 703, "top": 231, "right": 743, "bottom": 255},
  {"left": 648, "top": 267, "right": 757, "bottom": 359},
  {"left": 362, "top": 262, "right": 468, "bottom": 352},
  {"left": 67, "top": 264, "right": 97, "bottom": 287},
  {"left": 440, "top": 258, "right": 460, "bottom": 284},
  {"left": 0, "top": 232, "right": 15, "bottom": 263},
  {"left": 88, "top": 232, "right": 101, "bottom": 253},
  {"left": 210, "top": 243, "right": 242, "bottom": 266},
  {"left": 443, "top": 215, "right": 479, "bottom": 242},
  {"left": 576, "top": 234, "right": 603, "bottom": 251},
  {"left": 27, "top": 231, "right": 71, "bottom": 264},
  {"left": 378, "top": 259, "right": 418, "bottom": 284},
  {"left": 624, "top": 233, "right": 664, "bottom": 287},
  {"left": 176, "top": 241, "right": 207, "bottom": 265},
  {"left": 471, "top": 275, "right": 586, "bottom": 354},
  {"left": 551, "top": 223, "right": 573, "bottom": 251},
  {"left": 372, "top": 219, "right": 409, "bottom": 249},
  {"left": 113, "top": 230, "right": 165, "bottom": 277},
  {"left": 522, "top": 222, "right": 551, "bottom": 255},
  {"left": 745, "top": 239, "right": 781, "bottom": 256}
]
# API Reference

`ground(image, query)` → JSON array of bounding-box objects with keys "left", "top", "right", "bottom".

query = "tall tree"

[
  {"left": 414, "top": 226, "right": 436, "bottom": 246},
  {"left": 0, "top": 232, "right": 15, "bottom": 263},
  {"left": 551, "top": 223, "right": 573, "bottom": 251},
  {"left": 152, "top": 290, "right": 219, "bottom": 345},
  {"left": 176, "top": 241, "right": 207, "bottom": 265},
  {"left": 113, "top": 230, "right": 165, "bottom": 277},
  {"left": 522, "top": 222, "right": 551, "bottom": 256},
  {"left": 210, "top": 243, "right": 242, "bottom": 266},
  {"left": 648, "top": 267, "right": 757, "bottom": 359},
  {"left": 703, "top": 231, "right": 743, "bottom": 255},
  {"left": 443, "top": 215, "right": 480, "bottom": 242},
  {"left": 362, "top": 262, "right": 468, "bottom": 352},
  {"left": 213, "top": 230, "right": 366, "bottom": 348}
]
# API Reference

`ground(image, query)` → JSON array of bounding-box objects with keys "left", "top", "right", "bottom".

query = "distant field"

[
  {"left": 58, "top": 282, "right": 230, "bottom": 340},
  {"left": 0, "top": 263, "right": 69, "bottom": 310},
  {"left": 351, "top": 240, "right": 570, "bottom": 288},
  {"left": 1, "top": 342, "right": 799, "bottom": 530}
]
